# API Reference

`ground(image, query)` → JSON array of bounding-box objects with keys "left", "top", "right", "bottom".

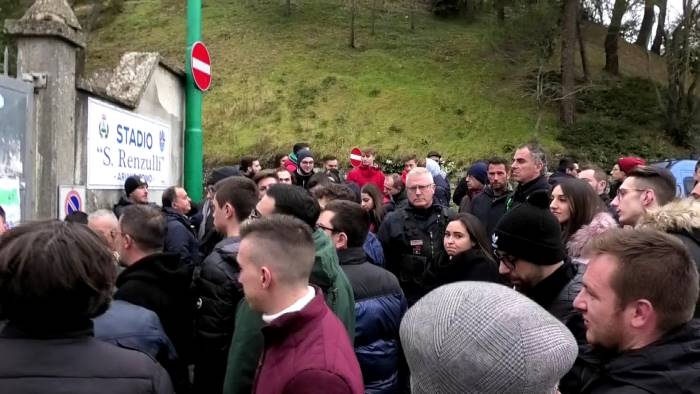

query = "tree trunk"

[
  {"left": 651, "top": 0, "right": 666, "bottom": 54},
  {"left": 561, "top": 0, "right": 578, "bottom": 126},
  {"left": 350, "top": 0, "right": 357, "bottom": 48},
  {"left": 605, "top": 0, "right": 628, "bottom": 75},
  {"left": 285, "top": 0, "right": 291, "bottom": 16},
  {"left": 635, "top": 0, "right": 656, "bottom": 49},
  {"left": 410, "top": 0, "right": 416, "bottom": 31},
  {"left": 371, "top": 0, "right": 377, "bottom": 35},
  {"left": 577, "top": 13, "right": 590, "bottom": 82}
]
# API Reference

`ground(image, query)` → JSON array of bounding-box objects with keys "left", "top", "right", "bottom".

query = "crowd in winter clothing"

[{"left": 2, "top": 142, "right": 700, "bottom": 394}]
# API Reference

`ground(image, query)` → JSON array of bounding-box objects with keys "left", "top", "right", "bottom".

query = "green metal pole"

[{"left": 185, "top": 0, "right": 203, "bottom": 202}]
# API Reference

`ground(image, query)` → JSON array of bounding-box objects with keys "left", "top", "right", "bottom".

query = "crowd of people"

[{"left": 1, "top": 141, "right": 700, "bottom": 393}]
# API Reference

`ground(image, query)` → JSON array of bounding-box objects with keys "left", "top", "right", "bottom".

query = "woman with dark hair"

[
  {"left": 550, "top": 178, "right": 618, "bottom": 263},
  {"left": 0, "top": 220, "right": 173, "bottom": 393},
  {"left": 360, "top": 184, "right": 385, "bottom": 233},
  {"left": 429, "top": 213, "right": 502, "bottom": 288}
]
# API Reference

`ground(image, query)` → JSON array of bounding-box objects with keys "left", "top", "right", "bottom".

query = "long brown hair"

[
  {"left": 449, "top": 213, "right": 494, "bottom": 262},
  {"left": 557, "top": 178, "right": 606, "bottom": 242},
  {"left": 361, "top": 183, "right": 385, "bottom": 229}
]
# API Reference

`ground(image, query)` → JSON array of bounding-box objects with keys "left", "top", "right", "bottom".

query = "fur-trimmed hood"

[
  {"left": 637, "top": 199, "right": 700, "bottom": 235},
  {"left": 567, "top": 212, "right": 619, "bottom": 259}
]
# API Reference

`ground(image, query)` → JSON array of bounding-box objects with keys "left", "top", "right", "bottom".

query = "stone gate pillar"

[{"left": 5, "top": 0, "right": 85, "bottom": 219}]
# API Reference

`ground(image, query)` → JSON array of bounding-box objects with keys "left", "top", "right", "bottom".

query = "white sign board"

[
  {"left": 87, "top": 97, "right": 174, "bottom": 189},
  {"left": 58, "top": 185, "right": 86, "bottom": 221}
]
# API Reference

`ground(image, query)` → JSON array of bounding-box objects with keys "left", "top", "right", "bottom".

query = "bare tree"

[
  {"left": 605, "top": 0, "right": 629, "bottom": 75},
  {"left": 635, "top": 0, "right": 656, "bottom": 48},
  {"left": 577, "top": 12, "right": 590, "bottom": 82},
  {"left": 350, "top": 0, "right": 358, "bottom": 48},
  {"left": 651, "top": 0, "right": 667, "bottom": 54},
  {"left": 561, "top": 0, "right": 578, "bottom": 126}
]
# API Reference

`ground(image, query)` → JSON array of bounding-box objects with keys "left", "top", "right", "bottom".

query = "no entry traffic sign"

[
  {"left": 350, "top": 147, "right": 362, "bottom": 168},
  {"left": 190, "top": 41, "right": 212, "bottom": 91}
]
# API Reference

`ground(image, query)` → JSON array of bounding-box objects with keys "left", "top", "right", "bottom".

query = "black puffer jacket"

[
  {"left": 428, "top": 249, "right": 503, "bottom": 288},
  {"left": 162, "top": 207, "right": 200, "bottom": 267},
  {"left": 0, "top": 322, "right": 173, "bottom": 393},
  {"left": 560, "top": 319, "right": 700, "bottom": 394},
  {"left": 508, "top": 175, "right": 551, "bottom": 210},
  {"left": 192, "top": 237, "right": 243, "bottom": 394}
]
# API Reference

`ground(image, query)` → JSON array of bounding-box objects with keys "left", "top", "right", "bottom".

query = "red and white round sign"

[
  {"left": 190, "top": 41, "right": 211, "bottom": 91},
  {"left": 350, "top": 147, "right": 362, "bottom": 168}
]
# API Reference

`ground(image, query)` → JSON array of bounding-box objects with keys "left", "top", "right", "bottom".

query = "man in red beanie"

[
  {"left": 617, "top": 157, "right": 646, "bottom": 176},
  {"left": 609, "top": 157, "right": 646, "bottom": 200}
]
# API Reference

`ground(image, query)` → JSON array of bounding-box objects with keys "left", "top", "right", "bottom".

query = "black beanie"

[
  {"left": 492, "top": 190, "right": 565, "bottom": 265},
  {"left": 124, "top": 175, "right": 148, "bottom": 196},
  {"left": 207, "top": 166, "right": 240, "bottom": 186}
]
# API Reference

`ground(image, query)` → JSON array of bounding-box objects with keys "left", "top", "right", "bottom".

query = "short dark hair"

[
  {"left": 321, "top": 155, "right": 337, "bottom": 162},
  {"left": 307, "top": 172, "right": 334, "bottom": 190},
  {"left": 403, "top": 154, "right": 417, "bottom": 163},
  {"left": 64, "top": 211, "right": 88, "bottom": 224},
  {"left": 585, "top": 229, "right": 699, "bottom": 332},
  {"left": 0, "top": 205, "right": 6, "bottom": 221},
  {"left": 162, "top": 186, "right": 178, "bottom": 208},
  {"left": 312, "top": 183, "right": 358, "bottom": 203},
  {"left": 239, "top": 156, "right": 258, "bottom": 173},
  {"left": 214, "top": 176, "right": 258, "bottom": 223},
  {"left": 557, "top": 157, "right": 577, "bottom": 172},
  {"left": 252, "top": 169, "right": 278, "bottom": 184},
  {"left": 0, "top": 220, "right": 115, "bottom": 328},
  {"left": 119, "top": 205, "right": 166, "bottom": 251},
  {"left": 324, "top": 200, "right": 369, "bottom": 248},
  {"left": 241, "top": 214, "right": 315, "bottom": 284},
  {"left": 628, "top": 166, "right": 677, "bottom": 205},
  {"left": 387, "top": 173, "right": 404, "bottom": 192},
  {"left": 362, "top": 147, "right": 376, "bottom": 156},
  {"left": 266, "top": 184, "right": 320, "bottom": 229},
  {"left": 487, "top": 157, "right": 510, "bottom": 171},
  {"left": 695, "top": 160, "right": 700, "bottom": 173}
]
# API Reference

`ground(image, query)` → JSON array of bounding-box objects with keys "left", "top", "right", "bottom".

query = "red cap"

[{"left": 617, "top": 157, "right": 646, "bottom": 175}]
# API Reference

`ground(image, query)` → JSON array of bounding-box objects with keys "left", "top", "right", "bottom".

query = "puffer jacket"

[
  {"left": 338, "top": 247, "right": 407, "bottom": 394},
  {"left": 192, "top": 237, "right": 242, "bottom": 394},
  {"left": 162, "top": 207, "right": 199, "bottom": 267},
  {"left": 637, "top": 199, "right": 700, "bottom": 317},
  {"left": 222, "top": 228, "right": 356, "bottom": 394},
  {"left": 567, "top": 212, "right": 618, "bottom": 263},
  {"left": 560, "top": 319, "right": 700, "bottom": 394}
]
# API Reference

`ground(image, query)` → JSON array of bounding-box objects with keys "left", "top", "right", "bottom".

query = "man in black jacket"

[
  {"left": 561, "top": 229, "right": 700, "bottom": 394},
  {"left": 466, "top": 157, "right": 511, "bottom": 235},
  {"left": 192, "top": 176, "right": 257, "bottom": 394},
  {"left": 115, "top": 204, "right": 193, "bottom": 392},
  {"left": 318, "top": 200, "right": 407, "bottom": 393},
  {"left": 162, "top": 186, "right": 199, "bottom": 267},
  {"left": 197, "top": 166, "right": 240, "bottom": 259},
  {"left": 378, "top": 167, "right": 455, "bottom": 305},
  {"left": 113, "top": 175, "right": 153, "bottom": 218},
  {"left": 507, "top": 143, "right": 550, "bottom": 211},
  {"left": 492, "top": 190, "right": 585, "bottom": 342}
]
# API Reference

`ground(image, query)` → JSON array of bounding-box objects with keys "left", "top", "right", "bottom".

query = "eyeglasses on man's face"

[
  {"left": 493, "top": 249, "right": 517, "bottom": 270},
  {"left": 407, "top": 184, "right": 434, "bottom": 193}
]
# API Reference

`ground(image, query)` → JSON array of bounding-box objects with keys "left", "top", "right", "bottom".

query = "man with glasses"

[
  {"left": 378, "top": 167, "right": 455, "bottom": 305},
  {"left": 294, "top": 149, "right": 316, "bottom": 189},
  {"left": 492, "top": 190, "right": 585, "bottom": 341},
  {"left": 612, "top": 165, "right": 676, "bottom": 227}
]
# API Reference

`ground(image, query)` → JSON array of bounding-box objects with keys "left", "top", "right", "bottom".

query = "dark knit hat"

[
  {"left": 493, "top": 190, "right": 565, "bottom": 265},
  {"left": 296, "top": 149, "right": 314, "bottom": 163},
  {"left": 467, "top": 162, "right": 489, "bottom": 186},
  {"left": 617, "top": 157, "right": 646, "bottom": 175},
  {"left": 124, "top": 175, "right": 148, "bottom": 196},
  {"left": 206, "top": 166, "right": 240, "bottom": 186}
]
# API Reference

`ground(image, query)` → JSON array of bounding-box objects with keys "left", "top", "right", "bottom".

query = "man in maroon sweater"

[{"left": 237, "top": 215, "right": 363, "bottom": 394}]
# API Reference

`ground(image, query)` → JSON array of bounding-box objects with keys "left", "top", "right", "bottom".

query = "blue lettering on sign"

[{"left": 115, "top": 123, "right": 154, "bottom": 149}]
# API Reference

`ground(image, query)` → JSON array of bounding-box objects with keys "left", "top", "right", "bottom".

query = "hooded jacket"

[
  {"left": 637, "top": 199, "right": 700, "bottom": 317},
  {"left": 467, "top": 185, "right": 510, "bottom": 235},
  {"left": 162, "top": 207, "right": 199, "bottom": 267},
  {"left": 222, "top": 228, "right": 355, "bottom": 394},
  {"left": 566, "top": 212, "right": 618, "bottom": 263},
  {"left": 560, "top": 319, "right": 700, "bottom": 394},
  {"left": 338, "top": 247, "right": 407, "bottom": 394},
  {"left": 192, "top": 237, "right": 243, "bottom": 394},
  {"left": 425, "top": 159, "right": 451, "bottom": 207},
  {"left": 347, "top": 165, "right": 385, "bottom": 191}
]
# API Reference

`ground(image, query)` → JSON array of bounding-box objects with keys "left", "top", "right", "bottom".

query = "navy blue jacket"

[
  {"left": 338, "top": 247, "right": 407, "bottom": 394},
  {"left": 363, "top": 232, "right": 385, "bottom": 267},
  {"left": 162, "top": 207, "right": 199, "bottom": 267}
]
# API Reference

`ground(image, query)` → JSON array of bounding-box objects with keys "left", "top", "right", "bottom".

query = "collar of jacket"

[
  {"left": 523, "top": 258, "right": 575, "bottom": 309},
  {"left": 406, "top": 200, "right": 444, "bottom": 216},
  {"left": 483, "top": 185, "right": 510, "bottom": 201},
  {"left": 1, "top": 318, "right": 94, "bottom": 339},
  {"left": 514, "top": 175, "right": 548, "bottom": 197},
  {"left": 261, "top": 285, "right": 326, "bottom": 341},
  {"left": 337, "top": 247, "right": 367, "bottom": 266}
]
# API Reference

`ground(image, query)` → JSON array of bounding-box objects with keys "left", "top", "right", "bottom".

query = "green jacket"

[{"left": 222, "top": 228, "right": 355, "bottom": 394}]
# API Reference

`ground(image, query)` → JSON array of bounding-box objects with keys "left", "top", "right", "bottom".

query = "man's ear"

[
  {"left": 225, "top": 203, "right": 236, "bottom": 220},
  {"left": 629, "top": 299, "right": 655, "bottom": 329},
  {"left": 336, "top": 232, "right": 348, "bottom": 250},
  {"left": 260, "top": 266, "right": 272, "bottom": 289}
]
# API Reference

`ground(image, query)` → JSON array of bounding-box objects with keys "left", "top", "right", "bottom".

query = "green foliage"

[
  {"left": 88, "top": 0, "right": 561, "bottom": 168},
  {"left": 497, "top": 1, "right": 560, "bottom": 62},
  {"left": 576, "top": 78, "right": 662, "bottom": 125}
]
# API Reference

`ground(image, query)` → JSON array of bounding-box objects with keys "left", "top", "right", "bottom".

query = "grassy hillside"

[{"left": 86, "top": 0, "right": 562, "bottom": 166}]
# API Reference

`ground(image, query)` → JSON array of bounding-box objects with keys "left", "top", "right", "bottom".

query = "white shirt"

[{"left": 262, "top": 286, "right": 316, "bottom": 324}]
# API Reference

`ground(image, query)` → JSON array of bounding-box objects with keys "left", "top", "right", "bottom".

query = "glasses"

[
  {"left": 493, "top": 249, "right": 517, "bottom": 270},
  {"left": 617, "top": 188, "right": 646, "bottom": 199},
  {"left": 407, "top": 184, "right": 434, "bottom": 193},
  {"left": 315, "top": 223, "right": 336, "bottom": 233}
]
